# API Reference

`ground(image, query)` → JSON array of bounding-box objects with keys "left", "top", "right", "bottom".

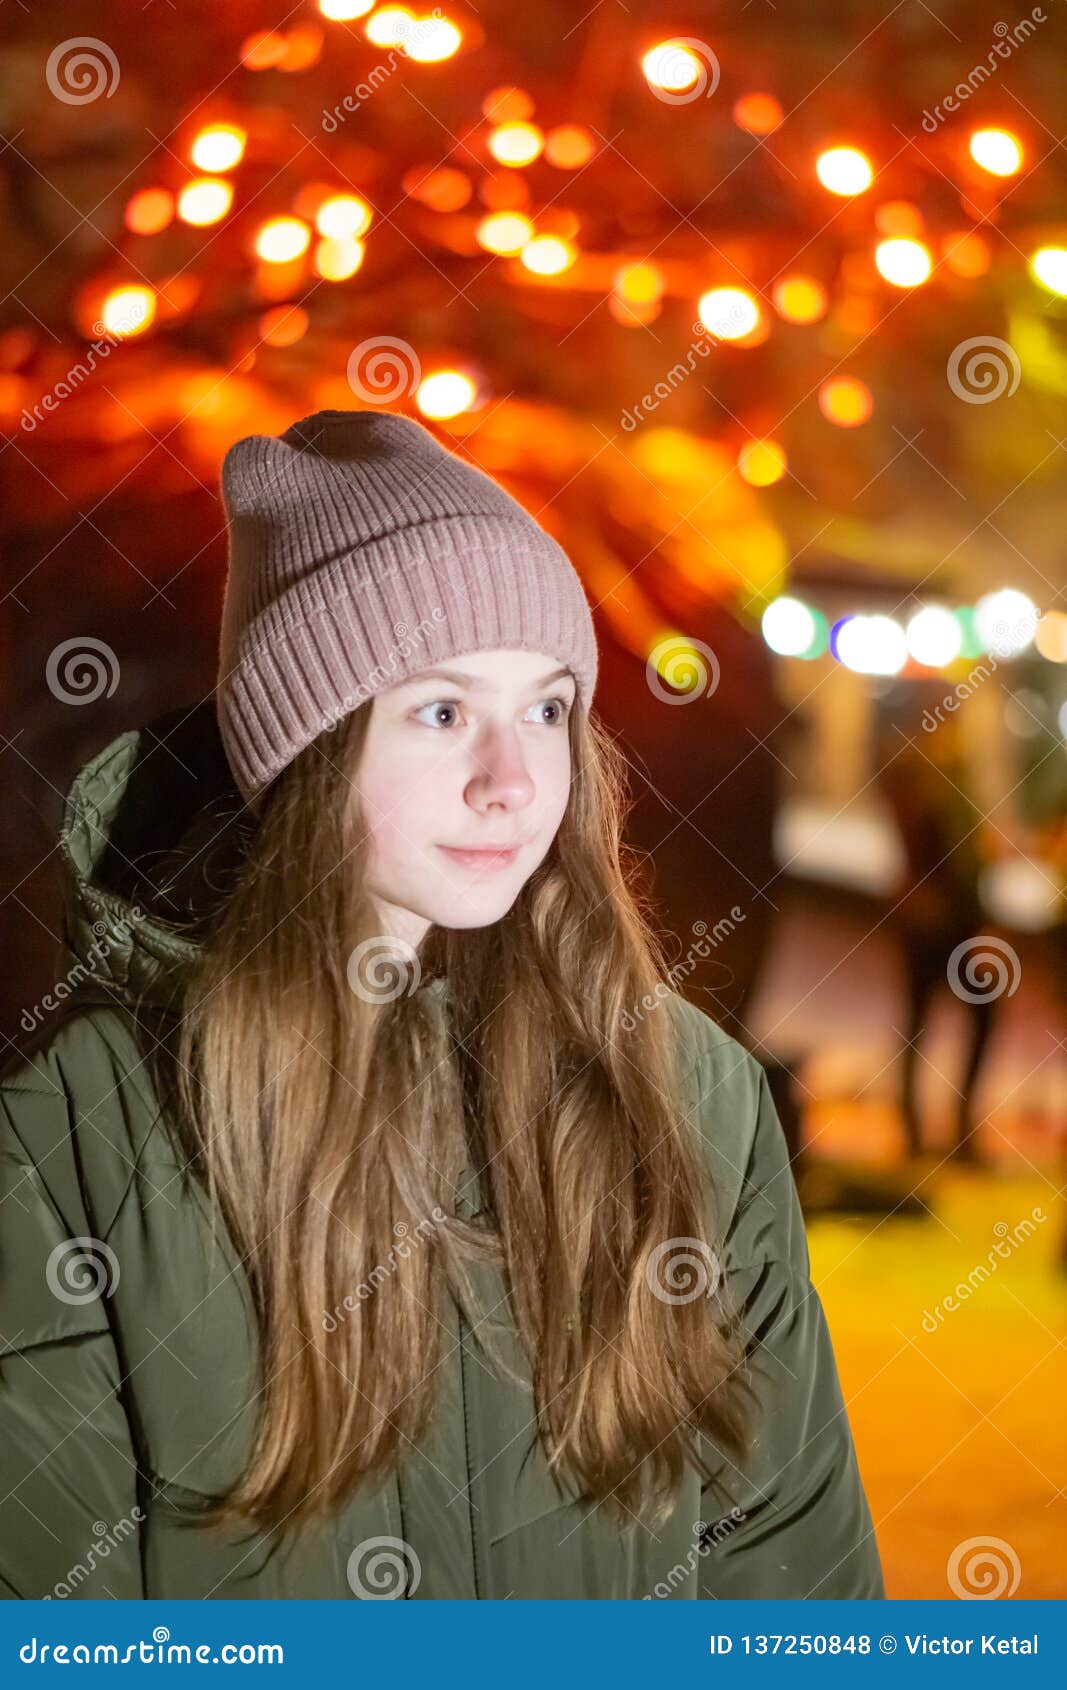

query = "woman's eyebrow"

[{"left": 395, "top": 665, "right": 575, "bottom": 692}]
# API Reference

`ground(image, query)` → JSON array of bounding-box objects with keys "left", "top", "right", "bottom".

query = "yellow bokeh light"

[
  {"left": 241, "top": 30, "right": 287, "bottom": 69},
  {"left": 125, "top": 188, "right": 174, "bottom": 236},
  {"left": 407, "top": 17, "right": 462, "bottom": 61},
  {"left": 874, "top": 237, "right": 933, "bottom": 287},
  {"left": 874, "top": 200, "right": 923, "bottom": 238},
  {"left": 614, "top": 261, "right": 664, "bottom": 305},
  {"left": 520, "top": 235, "right": 575, "bottom": 275},
  {"left": 178, "top": 178, "right": 233, "bottom": 226},
  {"left": 488, "top": 122, "right": 544, "bottom": 167},
  {"left": 642, "top": 41, "right": 702, "bottom": 94},
  {"left": 190, "top": 124, "right": 246, "bottom": 172},
  {"left": 255, "top": 216, "right": 311, "bottom": 262},
  {"left": 738, "top": 440, "right": 787, "bottom": 486},
  {"left": 482, "top": 86, "right": 534, "bottom": 123},
  {"left": 733, "top": 92, "right": 782, "bottom": 134},
  {"left": 102, "top": 286, "right": 156, "bottom": 338},
  {"left": 315, "top": 194, "right": 373, "bottom": 240},
  {"left": 969, "top": 127, "right": 1023, "bottom": 176},
  {"left": 544, "top": 125, "right": 596, "bottom": 169},
  {"left": 815, "top": 146, "right": 873, "bottom": 195},
  {"left": 259, "top": 305, "right": 309, "bottom": 347},
  {"left": 476, "top": 212, "right": 533, "bottom": 254},
  {"left": 366, "top": 7, "right": 416, "bottom": 47},
  {"left": 416, "top": 370, "right": 477, "bottom": 419},
  {"left": 314, "top": 236, "right": 365, "bottom": 280},
  {"left": 1036, "top": 610, "right": 1067, "bottom": 663},
  {"left": 1030, "top": 246, "right": 1067, "bottom": 296},
  {"left": 942, "top": 231, "right": 990, "bottom": 278},
  {"left": 698, "top": 287, "right": 761, "bottom": 340},
  {"left": 818, "top": 375, "right": 873, "bottom": 426},
  {"left": 771, "top": 275, "right": 827, "bottom": 323},
  {"left": 317, "top": 0, "right": 374, "bottom": 18}
]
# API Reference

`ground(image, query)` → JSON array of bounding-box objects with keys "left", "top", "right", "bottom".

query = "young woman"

[{"left": 0, "top": 411, "right": 884, "bottom": 1601}]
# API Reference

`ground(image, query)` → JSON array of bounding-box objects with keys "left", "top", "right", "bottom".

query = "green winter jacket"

[{"left": 0, "top": 709, "right": 885, "bottom": 1601}]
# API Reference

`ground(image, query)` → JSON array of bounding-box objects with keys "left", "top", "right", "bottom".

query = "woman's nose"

[{"left": 465, "top": 727, "right": 535, "bottom": 811}]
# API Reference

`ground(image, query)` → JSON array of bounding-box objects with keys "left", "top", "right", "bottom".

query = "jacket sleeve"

[
  {"left": 697, "top": 1059, "right": 885, "bottom": 1599},
  {"left": 0, "top": 1061, "right": 145, "bottom": 1599}
]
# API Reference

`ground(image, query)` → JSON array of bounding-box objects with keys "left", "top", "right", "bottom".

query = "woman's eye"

[
  {"left": 527, "top": 696, "right": 572, "bottom": 725},
  {"left": 413, "top": 700, "right": 461, "bottom": 727},
  {"left": 411, "top": 696, "right": 572, "bottom": 728}
]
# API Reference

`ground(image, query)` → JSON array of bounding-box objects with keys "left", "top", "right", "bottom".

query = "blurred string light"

[
  {"left": 906, "top": 604, "right": 963, "bottom": 666},
  {"left": 815, "top": 146, "right": 873, "bottom": 195},
  {"left": 969, "top": 127, "right": 1023, "bottom": 177},
  {"left": 178, "top": 178, "right": 233, "bottom": 226},
  {"left": 476, "top": 211, "right": 533, "bottom": 253},
  {"left": 758, "top": 593, "right": 1057, "bottom": 669},
  {"left": 975, "top": 587, "right": 1037, "bottom": 655},
  {"left": 772, "top": 275, "right": 827, "bottom": 323},
  {"left": 416, "top": 369, "right": 478, "bottom": 418},
  {"left": 732, "top": 92, "right": 783, "bottom": 134},
  {"left": 737, "top": 439, "right": 787, "bottom": 485},
  {"left": 520, "top": 235, "right": 575, "bottom": 274},
  {"left": 833, "top": 613, "right": 908, "bottom": 674},
  {"left": 1030, "top": 246, "right": 1067, "bottom": 295},
  {"left": 697, "top": 286, "right": 762, "bottom": 340},
  {"left": 255, "top": 216, "right": 311, "bottom": 262},
  {"left": 190, "top": 124, "right": 246, "bottom": 172},
  {"left": 818, "top": 375, "right": 873, "bottom": 425},
  {"left": 874, "top": 237, "right": 932, "bottom": 287},
  {"left": 488, "top": 122, "right": 544, "bottom": 166},
  {"left": 101, "top": 285, "right": 156, "bottom": 338},
  {"left": 641, "top": 40, "right": 707, "bottom": 96}
]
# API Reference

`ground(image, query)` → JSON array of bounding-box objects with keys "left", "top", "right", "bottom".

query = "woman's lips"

[{"left": 437, "top": 844, "right": 522, "bottom": 871}]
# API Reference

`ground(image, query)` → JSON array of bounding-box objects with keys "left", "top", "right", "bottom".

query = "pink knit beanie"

[{"left": 215, "top": 408, "right": 598, "bottom": 803}]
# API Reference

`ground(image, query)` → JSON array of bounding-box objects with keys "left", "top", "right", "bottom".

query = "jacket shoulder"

[
  {"left": 0, "top": 1003, "right": 176, "bottom": 1244},
  {"left": 664, "top": 993, "right": 796, "bottom": 1266}
]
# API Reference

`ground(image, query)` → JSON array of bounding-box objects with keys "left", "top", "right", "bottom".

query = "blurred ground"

[{"left": 751, "top": 891, "right": 1067, "bottom": 1598}]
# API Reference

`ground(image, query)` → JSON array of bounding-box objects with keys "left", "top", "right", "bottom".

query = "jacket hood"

[{"left": 56, "top": 699, "right": 264, "bottom": 1019}]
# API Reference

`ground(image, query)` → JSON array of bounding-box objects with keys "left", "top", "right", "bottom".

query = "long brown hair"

[{"left": 160, "top": 697, "right": 754, "bottom": 1541}]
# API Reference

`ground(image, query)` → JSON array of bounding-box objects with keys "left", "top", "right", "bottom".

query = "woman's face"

[{"left": 354, "top": 648, "right": 576, "bottom": 950}]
